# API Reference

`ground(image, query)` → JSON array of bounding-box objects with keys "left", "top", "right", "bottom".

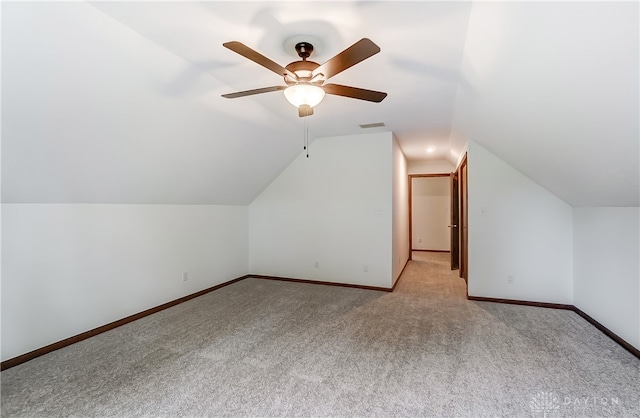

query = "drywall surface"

[
  {"left": 1, "top": 1, "right": 304, "bottom": 205},
  {"left": 408, "top": 159, "right": 455, "bottom": 175},
  {"left": 1, "top": 204, "right": 248, "bottom": 361},
  {"left": 452, "top": 1, "right": 638, "bottom": 207},
  {"left": 249, "top": 132, "right": 393, "bottom": 288},
  {"left": 392, "top": 136, "right": 409, "bottom": 285},
  {"left": 412, "top": 177, "right": 450, "bottom": 251},
  {"left": 574, "top": 207, "right": 640, "bottom": 350},
  {"left": 467, "top": 141, "right": 573, "bottom": 304}
]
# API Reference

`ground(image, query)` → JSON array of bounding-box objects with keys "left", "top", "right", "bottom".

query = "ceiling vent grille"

[{"left": 359, "top": 122, "right": 385, "bottom": 129}]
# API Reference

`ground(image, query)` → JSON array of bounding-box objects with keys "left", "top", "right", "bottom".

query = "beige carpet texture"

[{"left": 2, "top": 253, "right": 639, "bottom": 417}]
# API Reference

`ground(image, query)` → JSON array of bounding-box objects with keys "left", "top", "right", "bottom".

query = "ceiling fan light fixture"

[{"left": 284, "top": 84, "right": 325, "bottom": 108}]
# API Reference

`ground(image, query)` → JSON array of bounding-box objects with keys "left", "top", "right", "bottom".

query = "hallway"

[{"left": 396, "top": 251, "right": 466, "bottom": 299}]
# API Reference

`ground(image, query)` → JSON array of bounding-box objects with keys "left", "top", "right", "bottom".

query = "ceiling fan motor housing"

[
  {"left": 284, "top": 60, "right": 322, "bottom": 85},
  {"left": 284, "top": 42, "right": 324, "bottom": 85}
]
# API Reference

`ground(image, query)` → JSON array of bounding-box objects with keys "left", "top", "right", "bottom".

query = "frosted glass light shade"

[{"left": 284, "top": 84, "right": 325, "bottom": 108}]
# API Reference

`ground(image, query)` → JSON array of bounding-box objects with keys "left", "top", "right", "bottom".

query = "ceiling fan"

[{"left": 221, "top": 38, "right": 387, "bottom": 117}]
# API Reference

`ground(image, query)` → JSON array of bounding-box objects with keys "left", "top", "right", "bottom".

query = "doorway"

[
  {"left": 408, "top": 174, "right": 451, "bottom": 260},
  {"left": 407, "top": 155, "right": 468, "bottom": 283}
]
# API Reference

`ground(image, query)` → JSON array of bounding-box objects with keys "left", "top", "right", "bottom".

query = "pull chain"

[{"left": 304, "top": 118, "right": 309, "bottom": 158}]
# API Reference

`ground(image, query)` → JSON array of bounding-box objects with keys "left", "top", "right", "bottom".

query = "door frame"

[
  {"left": 407, "top": 173, "right": 452, "bottom": 261},
  {"left": 456, "top": 153, "right": 468, "bottom": 283},
  {"left": 450, "top": 171, "right": 460, "bottom": 270}
]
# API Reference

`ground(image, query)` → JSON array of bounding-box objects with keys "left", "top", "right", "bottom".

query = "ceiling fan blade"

[
  {"left": 322, "top": 83, "right": 387, "bottom": 103},
  {"left": 222, "top": 86, "right": 286, "bottom": 99},
  {"left": 312, "top": 38, "right": 381, "bottom": 80},
  {"left": 223, "top": 41, "right": 297, "bottom": 80}
]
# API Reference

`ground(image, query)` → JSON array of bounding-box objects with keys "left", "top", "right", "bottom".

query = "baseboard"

[
  {"left": 411, "top": 249, "right": 451, "bottom": 253},
  {"left": 572, "top": 306, "right": 640, "bottom": 359},
  {"left": 467, "top": 295, "right": 573, "bottom": 311},
  {"left": 251, "top": 262, "right": 410, "bottom": 293},
  {"left": 391, "top": 258, "right": 411, "bottom": 291},
  {"left": 250, "top": 275, "right": 393, "bottom": 292},
  {"left": 2, "top": 273, "right": 394, "bottom": 370},
  {"left": 0, "top": 275, "right": 250, "bottom": 371},
  {"left": 468, "top": 295, "right": 640, "bottom": 360},
  {"left": 9, "top": 277, "right": 635, "bottom": 371}
]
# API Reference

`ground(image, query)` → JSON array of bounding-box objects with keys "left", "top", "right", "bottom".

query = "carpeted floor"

[{"left": 2, "top": 252, "right": 639, "bottom": 417}]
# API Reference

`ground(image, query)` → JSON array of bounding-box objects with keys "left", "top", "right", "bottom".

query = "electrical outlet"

[
  {"left": 363, "top": 264, "right": 368, "bottom": 273},
  {"left": 182, "top": 272, "right": 189, "bottom": 282},
  {"left": 314, "top": 261, "right": 319, "bottom": 268},
  {"left": 507, "top": 275, "right": 514, "bottom": 285}
]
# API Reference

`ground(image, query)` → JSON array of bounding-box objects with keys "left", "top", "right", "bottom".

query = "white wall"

[
  {"left": 412, "top": 177, "right": 450, "bottom": 251},
  {"left": 1, "top": 204, "right": 248, "bottom": 361},
  {"left": 573, "top": 207, "right": 640, "bottom": 350},
  {"left": 467, "top": 141, "right": 573, "bottom": 304},
  {"left": 392, "top": 137, "right": 409, "bottom": 285},
  {"left": 408, "top": 159, "right": 455, "bottom": 175},
  {"left": 249, "top": 132, "right": 394, "bottom": 288}
]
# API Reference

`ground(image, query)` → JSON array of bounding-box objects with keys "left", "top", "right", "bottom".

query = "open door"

[{"left": 449, "top": 172, "right": 459, "bottom": 270}]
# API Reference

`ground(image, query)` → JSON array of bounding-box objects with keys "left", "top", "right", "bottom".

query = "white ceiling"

[{"left": 1, "top": 1, "right": 638, "bottom": 206}]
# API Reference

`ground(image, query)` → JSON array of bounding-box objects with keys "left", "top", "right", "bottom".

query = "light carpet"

[{"left": 2, "top": 252, "right": 639, "bottom": 417}]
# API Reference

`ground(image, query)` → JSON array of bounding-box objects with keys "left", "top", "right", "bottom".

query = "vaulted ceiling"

[{"left": 2, "top": 2, "right": 638, "bottom": 206}]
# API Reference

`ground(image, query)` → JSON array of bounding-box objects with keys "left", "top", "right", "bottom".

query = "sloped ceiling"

[
  {"left": 1, "top": 1, "right": 637, "bottom": 206},
  {"left": 453, "top": 1, "right": 639, "bottom": 207}
]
